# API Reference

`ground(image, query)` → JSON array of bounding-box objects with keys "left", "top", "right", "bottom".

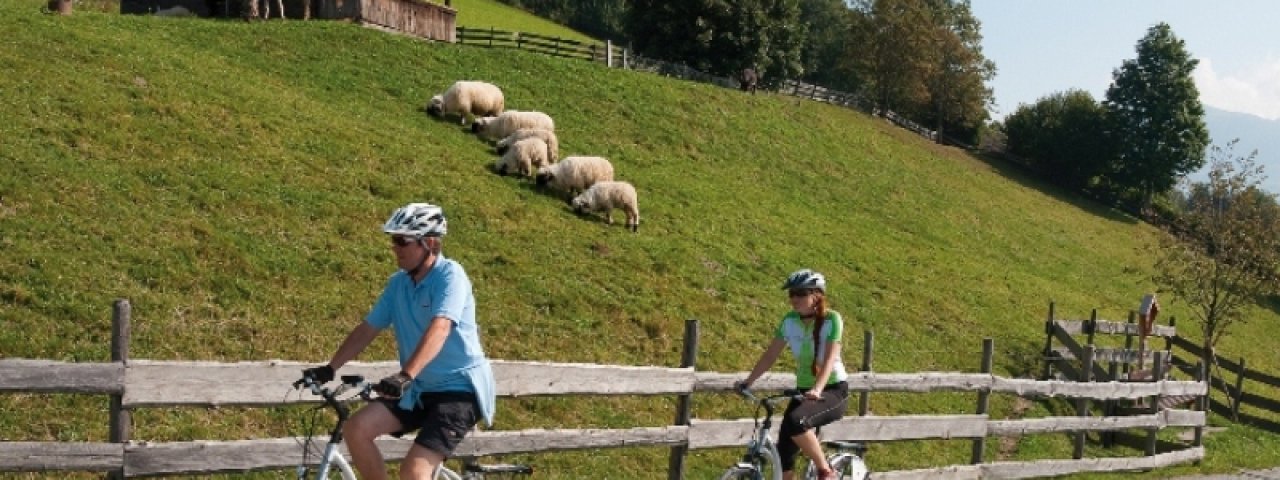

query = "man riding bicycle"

[{"left": 302, "top": 203, "right": 496, "bottom": 480}]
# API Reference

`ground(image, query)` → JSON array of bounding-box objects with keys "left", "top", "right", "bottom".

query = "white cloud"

[{"left": 1194, "top": 57, "right": 1280, "bottom": 120}]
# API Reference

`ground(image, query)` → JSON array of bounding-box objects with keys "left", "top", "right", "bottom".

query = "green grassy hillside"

[{"left": 1, "top": 1, "right": 1278, "bottom": 478}]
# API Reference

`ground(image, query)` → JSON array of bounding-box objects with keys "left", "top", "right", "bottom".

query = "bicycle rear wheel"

[
  {"left": 828, "top": 453, "right": 869, "bottom": 480},
  {"left": 434, "top": 465, "right": 463, "bottom": 480}
]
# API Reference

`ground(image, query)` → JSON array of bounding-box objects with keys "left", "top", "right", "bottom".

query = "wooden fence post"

[
  {"left": 1086, "top": 309, "right": 1097, "bottom": 346},
  {"left": 1193, "top": 361, "right": 1205, "bottom": 449},
  {"left": 1122, "top": 311, "right": 1135, "bottom": 380},
  {"left": 108, "top": 299, "right": 131, "bottom": 480},
  {"left": 1094, "top": 308, "right": 1116, "bottom": 448},
  {"left": 1145, "top": 351, "right": 1166, "bottom": 456},
  {"left": 1073, "top": 344, "right": 1094, "bottom": 459},
  {"left": 858, "top": 330, "right": 874, "bottom": 416},
  {"left": 970, "top": 338, "right": 993, "bottom": 465},
  {"left": 1041, "top": 301, "right": 1055, "bottom": 380},
  {"left": 1232, "top": 357, "right": 1246, "bottom": 422},
  {"left": 488, "top": 26, "right": 494, "bottom": 48},
  {"left": 666, "top": 319, "right": 699, "bottom": 480}
]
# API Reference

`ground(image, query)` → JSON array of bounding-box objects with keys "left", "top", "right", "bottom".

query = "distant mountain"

[{"left": 1201, "top": 106, "right": 1280, "bottom": 193}]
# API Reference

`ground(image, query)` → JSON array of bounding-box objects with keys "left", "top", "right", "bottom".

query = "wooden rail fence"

[
  {"left": 1045, "top": 300, "right": 1280, "bottom": 433},
  {"left": 1168, "top": 335, "right": 1280, "bottom": 430},
  {"left": 445, "top": 26, "right": 954, "bottom": 147},
  {"left": 0, "top": 300, "right": 1208, "bottom": 479},
  {"left": 455, "top": 27, "right": 623, "bottom": 66}
]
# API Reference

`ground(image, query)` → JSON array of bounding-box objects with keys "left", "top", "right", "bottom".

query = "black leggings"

[{"left": 777, "top": 381, "right": 850, "bottom": 471}]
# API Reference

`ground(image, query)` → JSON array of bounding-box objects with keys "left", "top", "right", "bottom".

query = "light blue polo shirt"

[{"left": 366, "top": 255, "right": 495, "bottom": 426}]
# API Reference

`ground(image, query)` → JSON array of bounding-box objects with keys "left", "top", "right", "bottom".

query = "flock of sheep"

[{"left": 426, "top": 81, "right": 640, "bottom": 232}]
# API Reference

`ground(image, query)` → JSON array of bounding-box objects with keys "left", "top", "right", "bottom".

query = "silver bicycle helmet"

[
  {"left": 781, "top": 269, "right": 826, "bottom": 292},
  {"left": 382, "top": 203, "right": 447, "bottom": 238}
]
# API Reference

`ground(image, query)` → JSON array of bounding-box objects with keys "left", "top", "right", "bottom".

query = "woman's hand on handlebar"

[{"left": 803, "top": 386, "right": 824, "bottom": 401}]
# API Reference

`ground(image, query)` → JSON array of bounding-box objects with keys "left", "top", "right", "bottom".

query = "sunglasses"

[
  {"left": 788, "top": 289, "right": 814, "bottom": 298},
  {"left": 390, "top": 235, "right": 420, "bottom": 247}
]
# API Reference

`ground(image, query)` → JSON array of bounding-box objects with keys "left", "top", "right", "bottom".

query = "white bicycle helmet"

[
  {"left": 782, "top": 269, "right": 826, "bottom": 292},
  {"left": 382, "top": 203, "right": 447, "bottom": 238}
]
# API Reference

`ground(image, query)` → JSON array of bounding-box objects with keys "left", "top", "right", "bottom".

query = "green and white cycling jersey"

[{"left": 774, "top": 310, "right": 848, "bottom": 389}]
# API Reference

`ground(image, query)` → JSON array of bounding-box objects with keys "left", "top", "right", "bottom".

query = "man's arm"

[
  {"left": 326, "top": 322, "right": 381, "bottom": 369},
  {"left": 400, "top": 316, "right": 453, "bottom": 377}
]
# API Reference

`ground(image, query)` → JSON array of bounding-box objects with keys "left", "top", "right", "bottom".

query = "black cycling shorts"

[{"left": 378, "top": 391, "right": 479, "bottom": 457}]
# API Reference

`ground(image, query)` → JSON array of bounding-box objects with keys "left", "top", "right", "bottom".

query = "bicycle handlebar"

[
  {"left": 294, "top": 374, "right": 375, "bottom": 404},
  {"left": 736, "top": 386, "right": 805, "bottom": 405}
]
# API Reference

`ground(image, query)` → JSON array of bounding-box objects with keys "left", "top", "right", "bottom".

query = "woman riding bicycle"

[{"left": 735, "top": 269, "right": 850, "bottom": 480}]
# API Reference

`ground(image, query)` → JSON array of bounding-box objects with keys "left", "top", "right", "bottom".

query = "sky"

[{"left": 970, "top": 1, "right": 1280, "bottom": 122}]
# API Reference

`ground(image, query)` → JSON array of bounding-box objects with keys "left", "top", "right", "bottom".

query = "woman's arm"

[{"left": 741, "top": 338, "right": 787, "bottom": 387}]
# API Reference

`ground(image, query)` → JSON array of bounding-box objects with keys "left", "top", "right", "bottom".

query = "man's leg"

[
  {"left": 344, "top": 402, "right": 404, "bottom": 480},
  {"left": 400, "top": 443, "right": 448, "bottom": 480}
]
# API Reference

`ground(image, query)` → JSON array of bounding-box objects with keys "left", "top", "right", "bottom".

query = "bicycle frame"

[
  {"left": 719, "top": 388, "right": 802, "bottom": 480},
  {"left": 296, "top": 375, "right": 368, "bottom": 480},
  {"left": 295, "top": 376, "right": 520, "bottom": 480}
]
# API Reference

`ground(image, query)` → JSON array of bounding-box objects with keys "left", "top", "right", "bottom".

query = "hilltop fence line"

[
  {"left": 0, "top": 299, "right": 1210, "bottom": 479},
  {"left": 449, "top": 26, "right": 951, "bottom": 147}
]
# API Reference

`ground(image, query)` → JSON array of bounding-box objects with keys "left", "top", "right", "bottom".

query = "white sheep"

[
  {"left": 493, "top": 137, "right": 548, "bottom": 178},
  {"left": 472, "top": 110, "right": 555, "bottom": 141},
  {"left": 495, "top": 128, "right": 559, "bottom": 163},
  {"left": 572, "top": 181, "right": 640, "bottom": 232},
  {"left": 426, "top": 81, "right": 505, "bottom": 126},
  {"left": 535, "top": 155, "right": 614, "bottom": 198}
]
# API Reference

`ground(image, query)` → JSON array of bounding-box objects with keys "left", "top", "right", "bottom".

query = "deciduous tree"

[
  {"left": 1156, "top": 141, "right": 1280, "bottom": 397},
  {"left": 626, "top": 0, "right": 806, "bottom": 86},
  {"left": 1103, "top": 23, "right": 1209, "bottom": 208},
  {"left": 1003, "top": 89, "right": 1111, "bottom": 191}
]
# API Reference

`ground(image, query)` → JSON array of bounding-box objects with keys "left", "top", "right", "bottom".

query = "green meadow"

[{"left": 1, "top": 0, "right": 1278, "bottom": 477}]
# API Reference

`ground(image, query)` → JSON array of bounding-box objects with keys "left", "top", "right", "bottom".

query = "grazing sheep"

[
  {"left": 572, "top": 181, "right": 639, "bottom": 232},
  {"left": 739, "top": 67, "right": 758, "bottom": 94},
  {"left": 535, "top": 155, "right": 614, "bottom": 198},
  {"left": 493, "top": 137, "right": 548, "bottom": 178},
  {"left": 472, "top": 110, "right": 554, "bottom": 141},
  {"left": 426, "top": 81, "right": 505, "bottom": 126},
  {"left": 495, "top": 128, "right": 559, "bottom": 163}
]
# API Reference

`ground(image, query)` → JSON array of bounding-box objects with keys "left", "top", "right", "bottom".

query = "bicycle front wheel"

[
  {"left": 719, "top": 445, "right": 783, "bottom": 480},
  {"left": 304, "top": 448, "right": 357, "bottom": 480}
]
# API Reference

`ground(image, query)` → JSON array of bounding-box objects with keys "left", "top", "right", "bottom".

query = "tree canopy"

[
  {"left": 626, "top": 0, "right": 807, "bottom": 86},
  {"left": 1156, "top": 141, "right": 1280, "bottom": 380},
  {"left": 1003, "top": 89, "right": 1110, "bottom": 191},
  {"left": 1104, "top": 23, "right": 1210, "bottom": 207}
]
